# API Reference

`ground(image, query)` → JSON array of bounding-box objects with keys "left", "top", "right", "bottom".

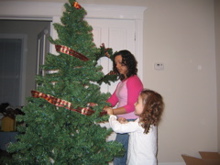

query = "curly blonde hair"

[{"left": 139, "top": 89, "right": 164, "bottom": 134}]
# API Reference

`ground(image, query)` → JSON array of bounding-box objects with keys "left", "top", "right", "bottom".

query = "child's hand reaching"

[{"left": 118, "top": 117, "right": 128, "bottom": 124}]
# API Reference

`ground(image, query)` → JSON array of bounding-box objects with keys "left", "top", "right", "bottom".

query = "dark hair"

[
  {"left": 139, "top": 89, "right": 164, "bottom": 134},
  {"left": 113, "top": 50, "right": 138, "bottom": 80}
]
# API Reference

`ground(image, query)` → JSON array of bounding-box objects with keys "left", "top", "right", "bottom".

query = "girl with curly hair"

[
  {"left": 103, "top": 50, "right": 143, "bottom": 165},
  {"left": 106, "top": 89, "right": 164, "bottom": 165}
]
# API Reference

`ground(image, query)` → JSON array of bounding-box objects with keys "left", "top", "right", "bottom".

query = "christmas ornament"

[
  {"left": 73, "top": 2, "right": 82, "bottom": 9},
  {"left": 55, "top": 45, "right": 89, "bottom": 61}
]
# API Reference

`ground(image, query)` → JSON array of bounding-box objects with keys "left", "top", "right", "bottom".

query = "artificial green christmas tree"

[{"left": 6, "top": 0, "right": 123, "bottom": 164}]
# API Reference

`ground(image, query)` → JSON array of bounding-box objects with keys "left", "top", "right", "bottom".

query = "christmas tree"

[{"left": 5, "top": 0, "right": 123, "bottom": 164}]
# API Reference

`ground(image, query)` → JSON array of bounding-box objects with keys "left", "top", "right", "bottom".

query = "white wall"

[
  {"left": 0, "top": 0, "right": 219, "bottom": 164},
  {"left": 143, "top": 0, "right": 217, "bottom": 162}
]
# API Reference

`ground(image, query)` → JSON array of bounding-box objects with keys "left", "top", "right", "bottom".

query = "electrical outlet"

[{"left": 154, "top": 63, "right": 164, "bottom": 70}]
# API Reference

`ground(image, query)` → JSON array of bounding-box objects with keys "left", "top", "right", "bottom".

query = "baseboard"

[
  {"left": 159, "top": 162, "right": 185, "bottom": 165},
  {"left": 109, "top": 162, "right": 185, "bottom": 165}
]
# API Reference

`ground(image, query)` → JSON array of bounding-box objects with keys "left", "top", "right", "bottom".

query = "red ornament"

[{"left": 73, "top": 2, "right": 82, "bottom": 9}]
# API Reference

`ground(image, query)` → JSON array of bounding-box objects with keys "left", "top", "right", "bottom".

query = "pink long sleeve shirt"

[{"left": 107, "top": 75, "right": 143, "bottom": 119}]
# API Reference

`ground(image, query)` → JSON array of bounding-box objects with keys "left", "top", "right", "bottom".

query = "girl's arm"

[
  {"left": 104, "top": 106, "right": 126, "bottom": 115},
  {"left": 107, "top": 90, "right": 118, "bottom": 107},
  {"left": 109, "top": 115, "right": 139, "bottom": 134},
  {"left": 106, "top": 76, "right": 143, "bottom": 115},
  {"left": 123, "top": 76, "right": 143, "bottom": 113},
  {"left": 106, "top": 83, "right": 119, "bottom": 107}
]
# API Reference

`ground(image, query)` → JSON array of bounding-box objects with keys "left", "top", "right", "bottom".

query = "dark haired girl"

[{"left": 104, "top": 50, "right": 143, "bottom": 165}]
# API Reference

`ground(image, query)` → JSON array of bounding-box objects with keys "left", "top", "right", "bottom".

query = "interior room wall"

[
  {"left": 214, "top": 0, "right": 220, "bottom": 152},
  {"left": 0, "top": 0, "right": 218, "bottom": 164},
  {"left": 0, "top": 20, "right": 50, "bottom": 103},
  {"left": 79, "top": 0, "right": 218, "bottom": 163},
  {"left": 142, "top": 0, "right": 217, "bottom": 162}
]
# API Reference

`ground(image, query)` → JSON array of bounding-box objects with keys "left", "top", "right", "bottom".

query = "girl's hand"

[
  {"left": 103, "top": 106, "right": 114, "bottom": 115},
  {"left": 118, "top": 117, "right": 128, "bottom": 124}
]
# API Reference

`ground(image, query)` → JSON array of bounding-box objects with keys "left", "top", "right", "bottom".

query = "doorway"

[
  {"left": 0, "top": 20, "right": 51, "bottom": 107},
  {"left": 0, "top": 35, "right": 25, "bottom": 107}
]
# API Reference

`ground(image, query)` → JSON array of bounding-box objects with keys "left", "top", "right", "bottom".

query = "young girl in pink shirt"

[{"left": 103, "top": 50, "right": 143, "bottom": 165}]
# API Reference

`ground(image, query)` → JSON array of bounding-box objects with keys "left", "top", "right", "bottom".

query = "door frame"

[
  {"left": 37, "top": 26, "right": 50, "bottom": 77},
  {"left": 0, "top": 1, "right": 146, "bottom": 80}
]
